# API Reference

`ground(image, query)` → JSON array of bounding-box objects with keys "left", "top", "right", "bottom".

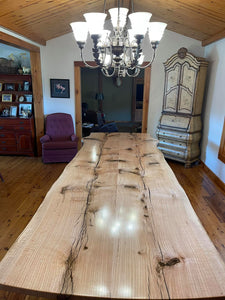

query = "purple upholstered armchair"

[{"left": 40, "top": 113, "right": 78, "bottom": 163}]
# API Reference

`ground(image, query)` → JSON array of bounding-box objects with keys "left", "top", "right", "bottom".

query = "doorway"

[{"left": 74, "top": 62, "right": 151, "bottom": 149}]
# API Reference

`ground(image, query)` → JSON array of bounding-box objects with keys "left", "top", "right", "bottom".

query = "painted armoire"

[{"left": 157, "top": 48, "right": 208, "bottom": 167}]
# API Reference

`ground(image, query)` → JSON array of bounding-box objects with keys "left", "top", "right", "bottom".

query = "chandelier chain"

[
  {"left": 131, "top": 0, "right": 134, "bottom": 13},
  {"left": 103, "top": 0, "right": 106, "bottom": 13}
]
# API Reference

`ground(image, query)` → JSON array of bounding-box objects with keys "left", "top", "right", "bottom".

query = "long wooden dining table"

[{"left": 0, "top": 132, "right": 225, "bottom": 299}]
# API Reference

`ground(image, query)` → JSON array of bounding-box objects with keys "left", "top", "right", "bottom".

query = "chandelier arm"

[
  {"left": 80, "top": 48, "right": 99, "bottom": 69},
  {"left": 101, "top": 46, "right": 112, "bottom": 68},
  {"left": 125, "top": 36, "right": 135, "bottom": 69},
  {"left": 126, "top": 68, "right": 140, "bottom": 77},
  {"left": 129, "top": 37, "right": 143, "bottom": 69},
  {"left": 105, "top": 41, "right": 114, "bottom": 69},
  {"left": 101, "top": 67, "right": 116, "bottom": 77},
  {"left": 138, "top": 47, "right": 156, "bottom": 69}
]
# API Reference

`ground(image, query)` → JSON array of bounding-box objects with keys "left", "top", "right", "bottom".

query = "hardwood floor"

[
  {"left": 168, "top": 159, "right": 225, "bottom": 262},
  {"left": 0, "top": 155, "right": 224, "bottom": 300}
]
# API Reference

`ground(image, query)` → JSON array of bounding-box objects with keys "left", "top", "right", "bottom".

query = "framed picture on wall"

[
  {"left": 23, "top": 81, "right": 30, "bottom": 91},
  {"left": 19, "top": 103, "right": 32, "bottom": 117},
  {"left": 50, "top": 79, "right": 70, "bottom": 98},
  {"left": 25, "top": 94, "right": 33, "bottom": 102},
  {"left": 4, "top": 83, "right": 15, "bottom": 91},
  {"left": 2, "top": 94, "right": 12, "bottom": 102},
  {"left": 10, "top": 106, "right": 17, "bottom": 117}
]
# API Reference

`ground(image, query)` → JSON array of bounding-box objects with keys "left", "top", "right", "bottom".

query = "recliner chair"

[{"left": 40, "top": 113, "right": 78, "bottom": 163}]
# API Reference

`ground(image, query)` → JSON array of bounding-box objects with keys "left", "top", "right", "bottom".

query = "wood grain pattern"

[
  {"left": 202, "top": 28, "right": 225, "bottom": 46},
  {"left": 0, "top": 1, "right": 225, "bottom": 45},
  {"left": 0, "top": 31, "right": 40, "bottom": 52},
  {"left": 0, "top": 133, "right": 225, "bottom": 299},
  {"left": 0, "top": 155, "right": 224, "bottom": 300}
]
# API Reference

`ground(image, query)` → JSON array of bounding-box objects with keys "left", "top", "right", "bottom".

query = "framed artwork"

[
  {"left": 25, "top": 94, "right": 33, "bottom": 102},
  {"left": 23, "top": 81, "right": 30, "bottom": 91},
  {"left": 4, "top": 83, "right": 15, "bottom": 91},
  {"left": 0, "top": 83, "right": 2, "bottom": 91},
  {"left": 19, "top": 103, "right": 32, "bottom": 117},
  {"left": 50, "top": 79, "right": 70, "bottom": 98},
  {"left": 10, "top": 106, "right": 17, "bottom": 117},
  {"left": 2, "top": 94, "right": 12, "bottom": 102}
]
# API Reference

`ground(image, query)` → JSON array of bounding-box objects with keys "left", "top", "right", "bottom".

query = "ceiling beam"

[
  {"left": 0, "top": 31, "right": 40, "bottom": 52},
  {"left": 202, "top": 28, "right": 225, "bottom": 46}
]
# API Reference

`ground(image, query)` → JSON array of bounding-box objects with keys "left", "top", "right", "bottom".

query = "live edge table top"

[{"left": 0, "top": 133, "right": 225, "bottom": 300}]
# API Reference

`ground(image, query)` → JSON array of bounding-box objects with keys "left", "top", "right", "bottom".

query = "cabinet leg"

[{"left": 0, "top": 173, "right": 3, "bottom": 182}]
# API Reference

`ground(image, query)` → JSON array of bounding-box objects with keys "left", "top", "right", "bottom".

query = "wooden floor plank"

[
  {"left": 168, "top": 159, "right": 225, "bottom": 261},
  {"left": 0, "top": 153, "right": 224, "bottom": 300}
]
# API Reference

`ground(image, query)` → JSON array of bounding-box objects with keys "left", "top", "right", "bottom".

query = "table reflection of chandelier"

[{"left": 70, "top": 0, "right": 167, "bottom": 77}]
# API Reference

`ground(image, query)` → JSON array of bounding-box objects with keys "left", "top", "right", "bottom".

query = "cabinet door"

[
  {"left": 17, "top": 133, "right": 33, "bottom": 153},
  {"left": 178, "top": 62, "right": 197, "bottom": 114},
  {"left": 163, "top": 64, "right": 180, "bottom": 112}
]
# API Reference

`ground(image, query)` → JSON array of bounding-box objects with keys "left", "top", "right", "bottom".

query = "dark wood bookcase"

[{"left": 0, "top": 74, "right": 35, "bottom": 156}]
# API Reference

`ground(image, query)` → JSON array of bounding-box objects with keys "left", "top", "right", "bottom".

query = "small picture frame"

[
  {"left": 2, "top": 94, "right": 12, "bottom": 102},
  {"left": 19, "top": 103, "right": 32, "bottom": 117},
  {"left": 23, "top": 81, "right": 30, "bottom": 91},
  {"left": 50, "top": 79, "right": 70, "bottom": 98},
  {"left": 0, "top": 83, "right": 2, "bottom": 91},
  {"left": 10, "top": 106, "right": 17, "bottom": 117},
  {"left": 4, "top": 83, "right": 15, "bottom": 91},
  {"left": 25, "top": 94, "right": 33, "bottom": 102}
]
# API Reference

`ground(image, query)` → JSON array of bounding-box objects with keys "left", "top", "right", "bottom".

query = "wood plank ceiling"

[{"left": 0, "top": 0, "right": 225, "bottom": 46}]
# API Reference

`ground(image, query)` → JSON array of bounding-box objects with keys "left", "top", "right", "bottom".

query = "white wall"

[
  {"left": 40, "top": 34, "right": 77, "bottom": 126},
  {"left": 202, "top": 39, "right": 225, "bottom": 183},
  {"left": 40, "top": 32, "right": 95, "bottom": 128},
  {"left": 146, "top": 30, "right": 204, "bottom": 137}
]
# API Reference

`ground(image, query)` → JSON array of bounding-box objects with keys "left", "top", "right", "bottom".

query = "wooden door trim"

[
  {"left": 0, "top": 32, "right": 40, "bottom": 52},
  {"left": 74, "top": 62, "right": 151, "bottom": 144},
  {"left": 142, "top": 66, "right": 151, "bottom": 133},
  {"left": 74, "top": 63, "right": 83, "bottom": 150},
  {"left": 0, "top": 32, "right": 43, "bottom": 156},
  {"left": 218, "top": 117, "right": 225, "bottom": 164}
]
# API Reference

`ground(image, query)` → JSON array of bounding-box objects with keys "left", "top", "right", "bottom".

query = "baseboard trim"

[{"left": 200, "top": 160, "right": 225, "bottom": 193}]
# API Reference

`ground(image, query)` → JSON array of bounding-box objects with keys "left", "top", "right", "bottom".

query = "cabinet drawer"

[
  {"left": 0, "top": 124, "right": 28, "bottom": 131},
  {"left": 157, "top": 129, "right": 188, "bottom": 141},
  {"left": 0, "top": 138, "right": 16, "bottom": 146},
  {"left": 0, "top": 119, "right": 32, "bottom": 130},
  {"left": 157, "top": 128, "right": 201, "bottom": 143},
  {"left": 0, "top": 131, "right": 15, "bottom": 138},
  {"left": 160, "top": 115, "right": 190, "bottom": 130},
  {"left": 0, "top": 145, "right": 17, "bottom": 152},
  {"left": 158, "top": 146, "right": 186, "bottom": 159},
  {"left": 158, "top": 138, "right": 186, "bottom": 151}
]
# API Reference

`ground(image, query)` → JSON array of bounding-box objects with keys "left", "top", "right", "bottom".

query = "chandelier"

[{"left": 70, "top": 0, "right": 167, "bottom": 77}]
